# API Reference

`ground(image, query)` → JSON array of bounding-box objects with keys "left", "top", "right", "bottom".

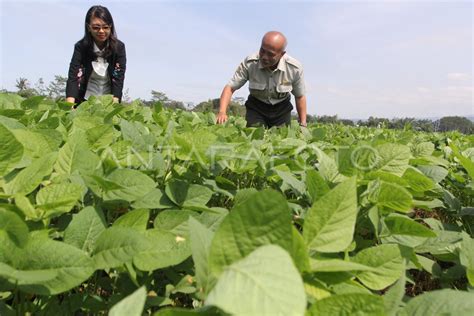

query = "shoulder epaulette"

[{"left": 285, "top": 55, "right": 303, "bottom": 69}]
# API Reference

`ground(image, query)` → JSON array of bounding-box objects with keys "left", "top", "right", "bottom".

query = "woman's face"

[{"left": 88, "top": 17, "right": 111, "bottom": 45}]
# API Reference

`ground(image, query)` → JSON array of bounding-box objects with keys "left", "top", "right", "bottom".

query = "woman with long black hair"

[{"left": 66, "top": 5, "right": 126, "bottom": 104}]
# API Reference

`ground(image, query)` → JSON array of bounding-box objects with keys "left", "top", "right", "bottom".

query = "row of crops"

[{"left": 0, "top": 93, "right": 473, "bottom": 315}]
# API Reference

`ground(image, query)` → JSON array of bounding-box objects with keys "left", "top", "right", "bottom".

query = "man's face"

[{"left": 259, "top": 43, "right": 284, "bottom": 69}]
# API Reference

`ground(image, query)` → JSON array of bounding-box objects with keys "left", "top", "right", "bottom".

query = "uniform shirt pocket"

[
  {"left": 276, "top": 84, "right": 292, "bottom": 99},
  {"left": 249, "top": 82, "right": 267, "bottom": 99},
  {"left": 276, "top": 84, "right": 292, "bottom": 93},
  {"left": 249, "top": 82, "right": 266, "bottom": 90}
]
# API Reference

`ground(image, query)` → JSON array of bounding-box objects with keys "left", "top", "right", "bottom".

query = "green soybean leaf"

[
  {"left": 189, "top": 217, "right": 214, "bottom": 295},
  {"left": 0, "top": 262, "right": 57, "bottom": 285},
  {"left": 54, "top": 137, "right": 101, "bottom": 176},
  {"left": 120, "top": 119, "right": 155, "bottom": 151},
  {"left": 402, "top": 289, "right": 474, "bottom": 316},
  {"left": 352, "top": 244, "right": 404, "bottom": 290},
  {"left": 92, "top": 227, "right": 150, "bottom": 269},
  {"left": 86, "top": 124, "right": 115, "bottom": 150},
  {"left": 4, "top": 152, "right": 57, "bottom": 195},
  {"left": 289, "top": 227, "right": 311, "bottom": 273},
  {"left": 0, "top": 238, "right": 94, "bottom": 295},
  {"left": 306, "top": 169, "right": 330, "bottom": 203},
  {"left": 0, "top": 123, "right": 23, "bottom": 176},
  {"left": 174, "top": 130, "right": 217, "bottom": 164},
  {"left": 64, "top": 206, "right": 107, "bottom": 254},
  {"left": 366, "top": 170, "right": 408, "bottom": 187},
  {"left": 153, "top": 209, "right": 197, "bottom": 236},
  {"left": 103, "top": 169, "right": 156, "bottom": 202},
  {"left": 14, "top": 194, "right": 41, "bottom": 220},
  {"left": 416, "top": 165, "right": 448, "bottom": 183},
  {"left": 0, "top": 209, "right": 29, "bottom": 247},
  {"left": 0, "top": 93, "right": 23, "bottom": 109},
  {"left": 331, "top": 281, "right": 372, "bottom": 295},
  {"left": 375, "top": 143, "right": 411, "bottom": 176},
  {"left": 165, "top": 180, "right": 213, "bottom": 208},
  {"left": 109, "top": 286, "right": 147, "bottom": 316},
  {"left": 233, "top": 188, "right": 258, "bottom": 207},
  {"left": 402, "top": 168, "right": 435, "bottom": 192},
  {"left": 315, "top": 147, "right": 346, "bottom": 183},
  {"left": 459, "top": 234, "right": 474, "bottom": 286},
  {"left": 206, "top": 245, "right": 306, "bottom": 316},
  {"left": 133, "top": 229, "right": 191, "bottom": 271},
  {"left": 384, "top": 215, "right": 437, "bottom": 238},
  {"left": 36, "top": 182, "right": 83, "bottom": 218},
  {"left": 132, "top": 188, "right": 175, "bottom": 209},
  {"left": 275, "top": 169, "right": 305, "bottom": 195},
  {"left": 12, "top": 129, "right": 57, "bottom": 162},
  {"left": 412, "top": 142, "right": 435, "bottom": 157},
  {"left": 303, "top": 177, "right": 358, "bottom": 253},
  {"left": 310, "top": 259, "right": 377, "bottom": 273},
  {"left": 450, "top": 144, "right": 474, "bottom": 179},
  {"left": 368, "top": 180, "right": 413, "bottom": 212},
  {"left": 208, "top": 189, "right": 293, "bottom": 276},
  {"left": 114, "top": 209, "right": 150, "bottom": 231},
  {"left": 154, "top": 306, "right": 224, "bottom": 315},
  {"left": 307, "top": 293, "right": 385, "bottom": 316},
  {"left": 415, "top": 230, "right": 463, "bottom": 255},
  {"left": 383, "top": 272, "right": 406, "bottom": 316}
]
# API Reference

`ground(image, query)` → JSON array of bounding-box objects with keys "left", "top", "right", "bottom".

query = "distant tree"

[
  {"left": 15, "top": 77, "right": 29, "bottom": 91},
  {"left": 316, "top": 115, "right": 339, "bottom": 124},
  {"left": 15, "top": 77, "right": 37, "bottom": 98},
  {"left": 437, "top": 116, "right": 473, "bottom": 134},
  {"left": 339, "top": 119, "right": 355, "bottom": 126},
  {"left": 389, "top": 118, "right": 414, "bottom": 130},
  {"left": 166, "top": 100, "right": 186, "bottom": 111},
  {"left": 306, "top": 114, "right": 317, "bottom": 124},
  {"left": 150, "top": 90, "right": 188, "bottom": 110},
  {"left": 308, "top": 115, "right": 353, "bottom": 126},
  {"left": 232, "top": 96, "right": 246, "bottom": 105},
  {"left": 412, "top": 119, "right": 434, "bottom": 132},
  {"left": 47, "top": 75, "right": 67, "bottom": 100},
  {"left": 151, "top": 90, "right": 169, "bottom": 103},
  {"left": 193, "top": 98, "right": 245, "bottom": 117},
  {"left": 193, "top": 99, "right": 214, "bottom": 112},
  {"left": 363, "top": 116, "right": 389, "bottom": 128},
  {"left": 35, "top": 78, "right": 48, "bottom": 96}
]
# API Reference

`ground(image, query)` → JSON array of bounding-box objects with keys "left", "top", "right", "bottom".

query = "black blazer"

[{"left": 66, "top": 39, "right": 126, "bottom": 102}]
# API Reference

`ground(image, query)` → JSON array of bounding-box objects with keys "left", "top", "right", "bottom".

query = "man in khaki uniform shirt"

[{"left": 217, "top": 31, "right": 307, "bottom": 127}]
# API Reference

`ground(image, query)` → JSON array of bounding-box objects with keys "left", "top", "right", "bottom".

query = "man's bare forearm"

[
  {"left": 295, "top": 95, "right": 307, "bottom": 126},
  {"left": 219, "top": 85, "right": 235, "bottom": 114},
  {"left": 216, "top": 85, "right": 236, "bottom": 124}
]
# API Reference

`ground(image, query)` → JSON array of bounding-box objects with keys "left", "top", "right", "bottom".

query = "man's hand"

[
  {"left": 216, "top": 112, "right": 228, "bottom": 124},
  {"left": 216, "top": 85, "right": 236, "bottom": 125},
  {"left": 295, "top": 95, "right": 307, "bottom": 128}
]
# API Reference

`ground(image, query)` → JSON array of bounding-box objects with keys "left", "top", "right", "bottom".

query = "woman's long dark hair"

[{"left": 80, "top": 5, "right": 118, "bottom": 59}]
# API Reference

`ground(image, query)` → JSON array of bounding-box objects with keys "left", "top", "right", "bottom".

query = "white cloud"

[
  {"left": 416, "top": 87, "right": 431, "bottom": 93},
  {"left": 306, "top": 83, "right": 473, "bottom": 118},
  {"left": 447, "top": 73, "right": 471, "bottom": 81}
]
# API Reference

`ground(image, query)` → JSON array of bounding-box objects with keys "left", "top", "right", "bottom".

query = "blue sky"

[{"left": 0, "top": 0, "right": 472, "bottom": 118}]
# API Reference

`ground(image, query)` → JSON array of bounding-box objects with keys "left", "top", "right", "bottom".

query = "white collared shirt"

[
  {"left": 227, "top": 52, "right": 306, "bottom": 105},
  {"left": 85, "top": 42, "right": 111, "bottom": 99}
]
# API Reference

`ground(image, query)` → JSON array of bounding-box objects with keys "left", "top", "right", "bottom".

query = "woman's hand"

[{"left": 216, "top": 112, "right": 228, "bottom": 124}]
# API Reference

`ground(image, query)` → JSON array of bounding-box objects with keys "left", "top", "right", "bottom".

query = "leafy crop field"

[{"left": 0, "top": 93, "right": 473, "bottom": 315}]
